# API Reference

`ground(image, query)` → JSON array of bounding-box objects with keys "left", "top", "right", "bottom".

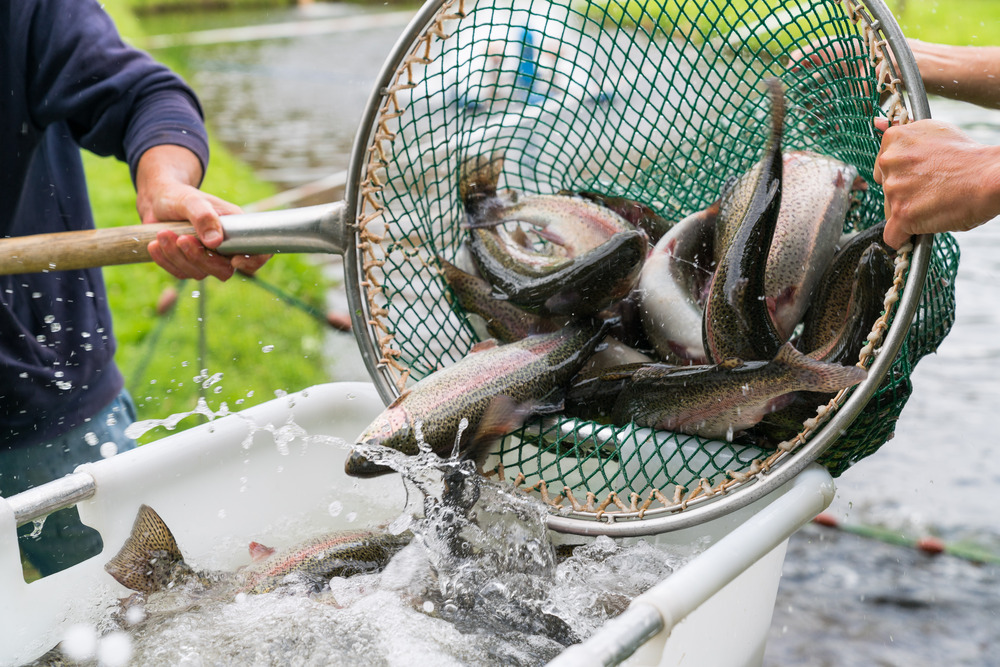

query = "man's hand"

[
  {"left": 874, "top": 118, "right": 1000, "bottom": 248},
  {"left": 135, "top": 145, "right": 270, "bottom": 280}
]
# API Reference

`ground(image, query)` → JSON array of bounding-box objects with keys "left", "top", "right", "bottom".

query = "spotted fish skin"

[
  {"left": 238, "top": 530, "right": 413, "bottom": 594},
  {"left": 563, "top": 190, "right": 675, "bottom": 244},
  {"left": 764, "top": 151, "right": 863, "bottom": 340},
  {"left": 799, "top": 222, "right": 895, "bottom": 364},
  {"left": 438, "top": 255, "right": 555, "bottom": 344},
  {"left": 703, "top": 78, "right": 786, "bottom": 363},
  {"left": 460, "top": 153, "right": 648, "bottom": 316},
  {"left": 345, "top": 320, "right": 609, "bottom": 477},
  {"left": 567, "top": 342, "right": 866, "bottom": 441},
  {"left": 104, "top": 505, "right": 411, "bottom": 596}
]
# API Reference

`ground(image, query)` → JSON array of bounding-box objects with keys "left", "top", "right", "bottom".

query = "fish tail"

[
  {"left": 104, "top": 504, "right": 186, "bottom": 593},
  {"left": 775, "top": 342, "right": 867, "bottom": 393},
  {"left": 459, "top": 152, "right": 505, "bottom": 219},
  {"left": 765, "top": 77, "right": 786, "bottom": 148}
]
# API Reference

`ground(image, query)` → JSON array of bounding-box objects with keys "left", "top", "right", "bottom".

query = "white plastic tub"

[{"left": 0, "top": 382, "right": 834, "bottom": 666}]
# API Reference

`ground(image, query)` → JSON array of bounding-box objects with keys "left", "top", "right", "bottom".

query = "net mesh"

[{"left": 354, "top": 0, "right": 959, "bottom": 517}]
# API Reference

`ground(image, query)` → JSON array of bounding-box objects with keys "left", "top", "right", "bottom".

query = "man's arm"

[
  {"left": 908, "top": 41, "right": 1000, "bottom": 110},
  {"left": 874, "top": 118, "right": 1000, "bottom": 248},
  {"left": 135, "top": 145, "right": 270, "bottom": 280}
]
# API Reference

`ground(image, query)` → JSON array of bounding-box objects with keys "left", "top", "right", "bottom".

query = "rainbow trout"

[
  {"left": 703, "top": 78, "right": 786, "bottom": 363},
  {"left": 567, "top": 190, "right": 675, "bottom": 243},
  {"left": 765, "top": 151, "right": 865, "bottom": 340},
  {"left": 799, "top": 222, "right": 895, "bottom": 364},
  {"left": 566, "top": 342, "right": 866, "bottom": 441},
  {"left": 105, "top": 505, "right": 412, "bottom": 596},
  {"left": 755, "top": 235, "right": 894, "bottom": 445},
  {"left": 460, "top": 153, "right": 648, "bottom": 316},
  {"left": 345, "top": 320, "right": 610, "bottom": 477},
  {"left": 438, "top": 255, "right": 556, "bottom": 343},
  {"left": 638, "top": 202, "right": 718, "bottom": 364}
]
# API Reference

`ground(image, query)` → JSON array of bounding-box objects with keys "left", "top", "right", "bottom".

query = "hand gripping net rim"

[{"left": 350, "top": 0, "right": 958, "bottom": 530}]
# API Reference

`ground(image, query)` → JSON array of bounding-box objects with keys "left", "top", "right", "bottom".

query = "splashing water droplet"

[
  {"left": 97, "top": 630, "right": 133, "bottom": 667},
  {"left": 60, "top": 624, "right": 97, "bottom": 662},
  {"left": 261, "top": 345, "right": 274, "bottom": 353},
  {"left": 100, "top": 442, "right": 118, "bottom": 459},
  {"left": 84, "top": 432, "right": 99, "bottom": 446},
  {"left": 328, "top": 501, "right": 343, "bottom": 517},
  {"left": 28, "top": 517, "right": 45, "bottom": 538}
]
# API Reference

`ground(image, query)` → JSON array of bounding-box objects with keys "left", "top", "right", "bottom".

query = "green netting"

[{"left": 358, "top": 0, "right": 959, "bottom": 507}]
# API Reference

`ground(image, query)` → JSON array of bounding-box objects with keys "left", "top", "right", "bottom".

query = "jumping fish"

[
  {"left": 345, "top": 320, "right": 610, "bottom": 477},
  {"left": 703, "top": 78, "right": 786, "bottom": 363},
  {"left": 104, "top": 505, "right": 412, "bottom": 596},
  {"left": 638, "top": 202, "right": 718, "bottom": 364},
  {"left": 566, "top": 342, "right": 866, "bottom": 441},
  {"left": 460, "top": 153, "right": 648, "bottom": 316}
]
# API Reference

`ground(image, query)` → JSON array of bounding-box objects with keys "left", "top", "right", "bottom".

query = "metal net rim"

[{"left": 350, "top": 0, "right": 932, "bottom": 531}]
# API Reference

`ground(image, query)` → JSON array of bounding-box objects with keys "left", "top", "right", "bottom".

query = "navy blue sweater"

[{"left": 1, "top": 0, "right": 210, "bottom": 448}]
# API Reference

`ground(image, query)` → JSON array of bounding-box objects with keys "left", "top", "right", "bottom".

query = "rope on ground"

[{"left": 812, "top": 513, "right": 1000, "bottom": 565}]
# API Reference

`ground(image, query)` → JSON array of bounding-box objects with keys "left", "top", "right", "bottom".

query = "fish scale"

[
  {"left": 345, "top": 321, "right": 609, "bottom": 477},
  {"left": 703, "top": 78, "right": 786, "bottom": 364},
  {"left": 104, "top": 505, "right": 412, "bottom": 596}
]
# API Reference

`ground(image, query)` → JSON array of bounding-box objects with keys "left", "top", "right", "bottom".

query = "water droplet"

[
  {"left": 346, "top": 511, "right": 358, "bottom": 523},
  {"left": 191, "top": 290, "right": 201, "bottom": 298},
  {"left": 261, "top": 345, "right": 274, "bottom": 353},
  {"left": 50, "top": 322, "right": 61, "bottom": 333},
  {"left": 217, "top": 509, "right": 227, "bottom": 519},
  {"left": 44, "top": 315, "right": 55, "bottom": 323},
  {"left": 100, "top": 442, "right": 118, "bottom": 459},
  {"left": 55, "top": 380, "right": 73, "bottom": 391},
  {"left": 59, "top": 623, "right": 97, "bottom": 662},
  {"left": 96, "top": 630, "right": 133, "bottom": 667},
  {"left": 422, "top": 600, "right": 435, "bottom": 613},
  {"left": 124, "top": 605, "right": 146, "bottom": 626},
  {"left": 328, "top": 501, "right": 343, "bottom": 517},
  {"left": 28, "top": 517, "right": 45, "bottom": 538},
  {"left": 84, "top": 432, "right": 99, "bottom": 446}
]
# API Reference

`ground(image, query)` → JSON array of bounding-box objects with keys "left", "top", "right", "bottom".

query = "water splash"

[{"left": 124, "top": 397, "right": 232, "bottom": 440}]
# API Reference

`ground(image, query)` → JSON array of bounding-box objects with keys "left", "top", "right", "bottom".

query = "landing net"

[{"left": 352, "top": 0, "right": 958, "bottom": 523}]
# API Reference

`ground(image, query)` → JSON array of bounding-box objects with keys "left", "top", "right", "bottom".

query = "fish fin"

[
  {"left": 104, "top": 504, "right": 186, "bottom": 594},
  {"left": 248, "top": 541, "right": 276, "bottom": 562},
  {"left": 386, "top": 388, "right": 412, "bottom": 410},
  {"left": 462, "top": 395, "right": 535, "bottom": 466},
  {"left": 470, "top": 339, "right": 499, "bottom": 354},
  {"left": 534, "top": 226, "right": 568, "bottom": 247},
  {"left": 459, "top": 154, "right": 508, "bottom": 225},
  {"left": 775, "top": 342, "right": 867, "bottom": 392}
]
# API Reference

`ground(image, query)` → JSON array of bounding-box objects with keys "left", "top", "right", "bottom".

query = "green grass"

[
  {"left": 93, "top": 0, "right": 332, "bottom": 442},
  {"left": 583, "top": 0, "right": 1000, "bottom": 46},
  {"left": 887, "top": 0, "right": 1000, "bottom": 45}
]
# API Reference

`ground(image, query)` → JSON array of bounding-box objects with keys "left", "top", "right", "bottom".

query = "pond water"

[{"left": 138, "top": 6, "right": 1000, "bottom": 665}]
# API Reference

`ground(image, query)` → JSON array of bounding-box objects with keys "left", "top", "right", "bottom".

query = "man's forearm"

[{"left": 909, "top": 40, "right": 1000, "bottom": 109}]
